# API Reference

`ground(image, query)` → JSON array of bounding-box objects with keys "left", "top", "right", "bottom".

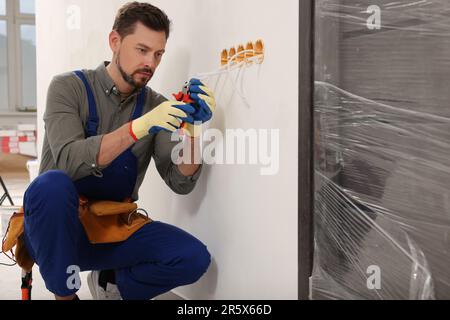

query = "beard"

[{"left": 116, "top": 52, "right": 154, "bottom": 89}]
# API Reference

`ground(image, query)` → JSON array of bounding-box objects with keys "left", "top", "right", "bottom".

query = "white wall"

[{"left": 36, "top": 0, "right": 298, "bottom": 300}]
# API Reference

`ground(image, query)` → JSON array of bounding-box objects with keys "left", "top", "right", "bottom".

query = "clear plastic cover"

[{"left": 313, "top": 0, "right": 450, "bottom": 299}]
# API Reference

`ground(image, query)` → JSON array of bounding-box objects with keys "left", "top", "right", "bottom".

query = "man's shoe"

[{"left": 87, "top": 270, "right": 122, "bottom": 300}]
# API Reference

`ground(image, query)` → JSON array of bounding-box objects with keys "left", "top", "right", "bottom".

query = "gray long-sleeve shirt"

[{"left": 39, "top": 62, "right": 202, "bottom": 200}]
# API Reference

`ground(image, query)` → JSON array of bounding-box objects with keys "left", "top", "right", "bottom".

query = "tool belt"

[
  {"left": 1, "top": 198, "right": 152, "bottom": 270},
  {"left": 78, "top": 196, "right": 153, "bottom": 244}
]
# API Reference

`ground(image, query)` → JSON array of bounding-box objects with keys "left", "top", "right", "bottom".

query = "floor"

[{"left": 0, "top": 153, "right": 182, "bottom": 300}]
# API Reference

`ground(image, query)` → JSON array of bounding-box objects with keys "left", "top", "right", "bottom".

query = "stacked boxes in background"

[{"left": 0, "top": 124, "right": 37, "bottom": 158}]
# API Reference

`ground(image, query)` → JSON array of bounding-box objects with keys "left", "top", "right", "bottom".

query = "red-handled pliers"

[{"left": 173, "top": 83, "right": 195, "bottom": 130}]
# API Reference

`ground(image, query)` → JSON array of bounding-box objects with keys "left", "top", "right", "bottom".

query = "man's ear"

[{"left": 109, "top": 30, "right": 122, "bottom": 53}]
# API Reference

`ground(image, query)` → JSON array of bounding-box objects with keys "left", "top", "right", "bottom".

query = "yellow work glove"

[
  {"left": 183, "top": 122, "right": 203, "bottom": 138},
  {"left": 130, "top": 101, "right": 195, "bottom": 141}
]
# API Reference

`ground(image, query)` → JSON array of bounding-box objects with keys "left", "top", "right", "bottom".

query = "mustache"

[{"left": 134, "top": 68, "right": 154, "bottom": 76}]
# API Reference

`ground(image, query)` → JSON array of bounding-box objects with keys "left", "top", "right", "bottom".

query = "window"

[
  {"left": 20, "top": 24, "right": 36, "bottom": 109},
  {"left": 19, "top": 0, "right": 34, "bottom": 14},
  {"left": 0, "top": 21, "right": 7, "bottom": 111},
  {"left": 0, "top": 0, "right": 36, "bottom": 113},
  {"left": 0, "top": 0, "right": 5, "bottom": 15}
]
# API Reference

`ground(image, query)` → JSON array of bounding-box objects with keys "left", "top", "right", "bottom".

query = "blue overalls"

[{"left": 22, "top": 71, "right": 211, "bottom": 299}]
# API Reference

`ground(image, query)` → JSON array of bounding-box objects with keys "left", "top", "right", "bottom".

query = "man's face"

[{"left": 114, "top": 22, "right": 167, "bottom": 89}]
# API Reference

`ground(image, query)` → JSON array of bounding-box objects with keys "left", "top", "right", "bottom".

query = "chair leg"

[{"left": 0, "top": 176, "right": 14, "bottom": 206}]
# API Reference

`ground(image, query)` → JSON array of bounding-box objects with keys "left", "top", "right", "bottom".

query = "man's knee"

[
  {"left": 26, "top": 170, "right": 74, "bottom": 197},
  {"left": 24, "top": 170, "right": 77, "bottom": 214},
  {"left": 194, "top": 245, "right": 212, "bottom": 279},
  {"left": 38, "top": 170, "right": 72, "bottom": 187},
  {"left": 179, "top": 242, "right": 212, "bottom": 283}
]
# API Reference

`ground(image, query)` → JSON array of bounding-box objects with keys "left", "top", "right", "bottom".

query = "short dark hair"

[{"left": 113, "top": 2, "right": 171, "bottom": 39}]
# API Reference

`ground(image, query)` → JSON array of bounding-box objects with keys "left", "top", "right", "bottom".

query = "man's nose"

[{"left": 143, "top": 55, "right": 157, "bottom": 71}]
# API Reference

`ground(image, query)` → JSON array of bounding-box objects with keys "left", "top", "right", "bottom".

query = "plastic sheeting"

[{"left": 313, "top": 0, "right": 450, "bottom": 300}]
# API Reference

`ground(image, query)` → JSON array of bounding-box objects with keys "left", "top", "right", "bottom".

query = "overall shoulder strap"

[
  {"left": 131, "top": 87, "right": 147, "bottom": 121},
  {"left": 73, "top": 70, "right": 99, "bottom": 137}
]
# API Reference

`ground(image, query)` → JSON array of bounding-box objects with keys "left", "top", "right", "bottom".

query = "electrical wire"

[{"left": 190, "top": 49, "right": 263, "bottom": 108}]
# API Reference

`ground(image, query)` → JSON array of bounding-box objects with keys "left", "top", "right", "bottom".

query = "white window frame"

[{"left": 1, "top": 0, "right": 36, "bottom": 114}]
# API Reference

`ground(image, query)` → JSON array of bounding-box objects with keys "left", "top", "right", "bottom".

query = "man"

[{"left": 23, "top": 2, "right": 215, "bottom": 300}]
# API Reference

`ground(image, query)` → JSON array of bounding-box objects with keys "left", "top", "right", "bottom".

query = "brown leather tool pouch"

[
  {"left": 2, "top": 209, "right": 24, "bottom": 254},
  {"left": 78, "top": 197, "right": 152, "bottom": 245},
  {"left": 2, "top": 209, "right": 34, "bottom": 271}
]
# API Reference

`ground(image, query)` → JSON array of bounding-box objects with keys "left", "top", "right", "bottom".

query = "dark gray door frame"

[{"left": 299, "top": 0, "right": 315, "bottom": 300}]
